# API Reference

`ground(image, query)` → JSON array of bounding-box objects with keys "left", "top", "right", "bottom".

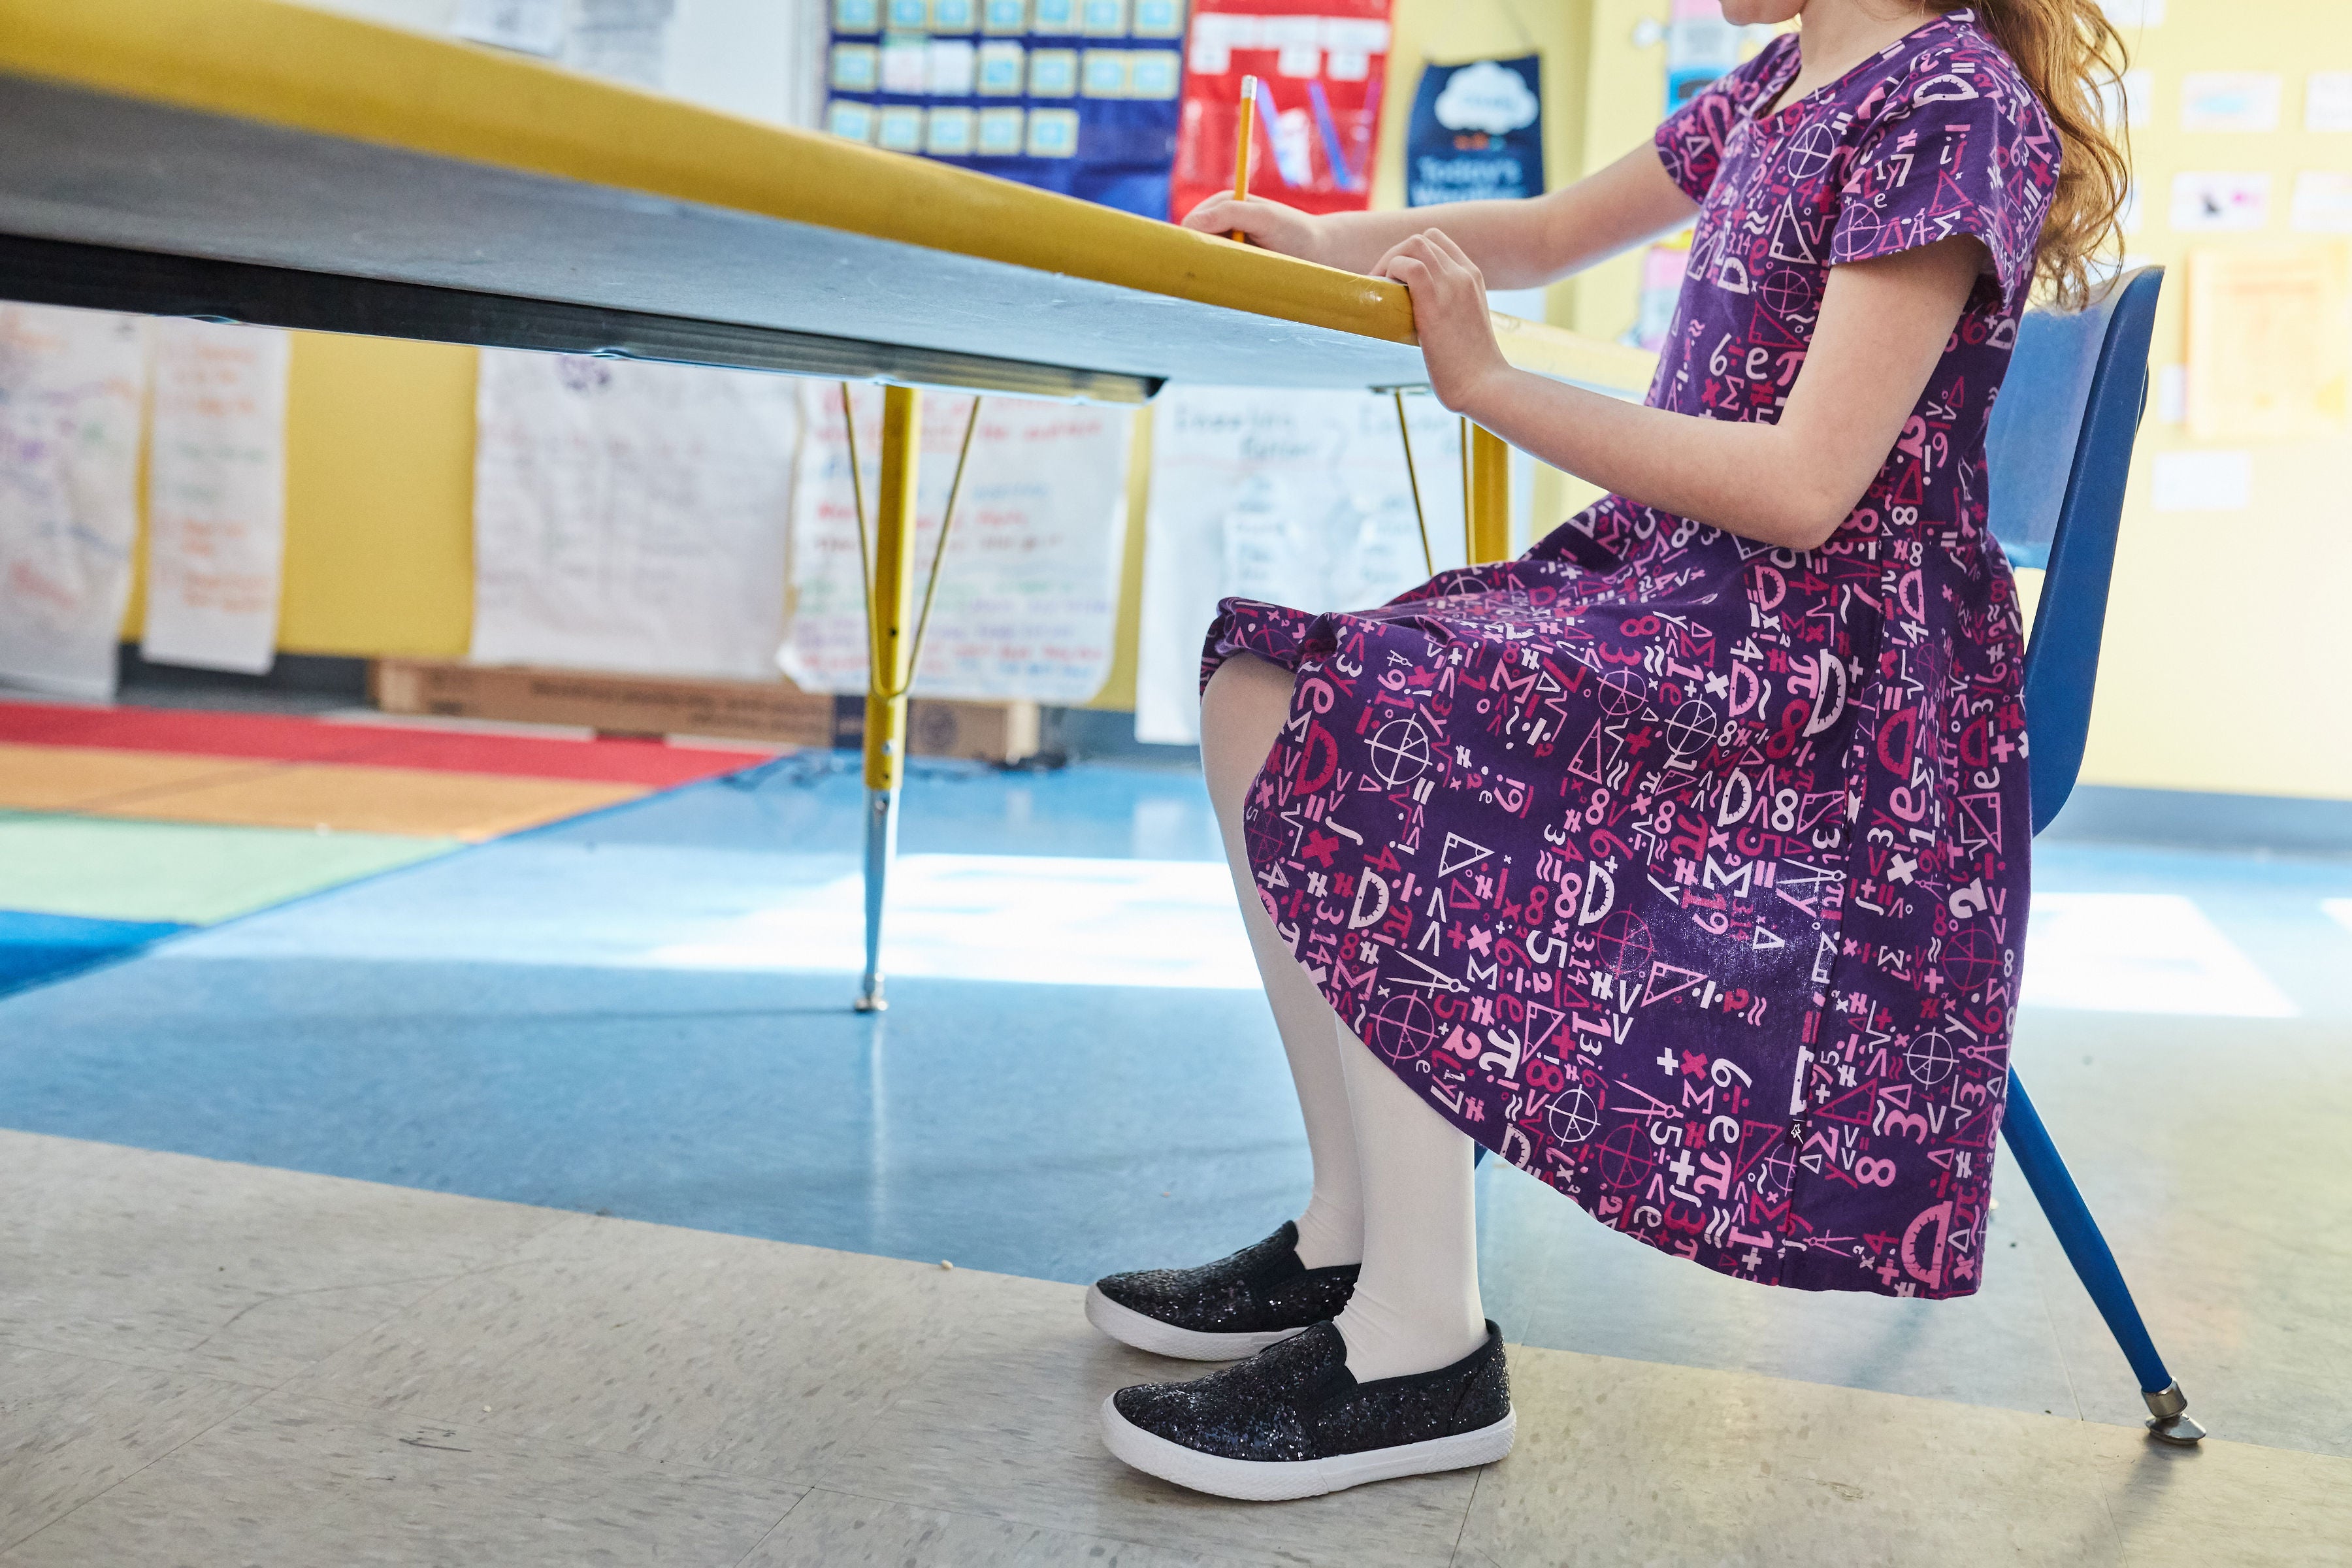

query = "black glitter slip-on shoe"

[
  {"left": 1085, "top": 1222, "right": 1359, "bottom": 1362},
  {"left": 1100, "top": 1320, "right": 1513, "bottom": 1501}
]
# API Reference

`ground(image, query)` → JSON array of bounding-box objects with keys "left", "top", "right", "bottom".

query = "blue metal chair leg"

[{"left": 2002, "top": 1066, "right": 2205, "bottom": 1444}]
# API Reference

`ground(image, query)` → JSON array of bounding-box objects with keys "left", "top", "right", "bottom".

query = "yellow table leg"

[
  {"left": 1465, "top": 422, "right": 1511, "bottom": 565},
  {"left": 857, "top": 384, "right": 922, "bottom": 1013}
]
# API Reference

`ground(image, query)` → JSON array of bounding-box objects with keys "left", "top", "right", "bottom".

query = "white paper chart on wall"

[
  {"left": 1134, "top": 386, "right": 1469, "bottom": 745},
  {"left": 470, "top": 351, "right": 801, "bottom": 681},
  {"left": 779, "top": 382, "right": 1132, "bottom": 704},
  {"left": 454, "top": 0, "right": 675, "bottom": 87},
  {"left": 142, "top": 320, "right": 293, "bottom": 677},
  {"left": 0, "top": 304, "right": 149, "bottom": 700}
]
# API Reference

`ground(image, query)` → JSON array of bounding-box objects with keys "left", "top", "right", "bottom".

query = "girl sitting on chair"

[{"left": 1086, "top": 0, "right": 2131, "bottom": 1503}]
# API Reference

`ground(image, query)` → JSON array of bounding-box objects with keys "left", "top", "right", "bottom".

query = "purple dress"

[{"left": 1203, "top": 10, "right": 2059, "bottom": 1299}]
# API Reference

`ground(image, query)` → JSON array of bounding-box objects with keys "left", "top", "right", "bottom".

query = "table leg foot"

[{"left": 857, "top": 783, "right": 899, "bottom": 1013}]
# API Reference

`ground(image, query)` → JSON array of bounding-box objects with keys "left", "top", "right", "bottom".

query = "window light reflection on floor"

[
  {"left": 648, "top": 858, "right": 2297, "bottom": 1017},
  {"left": 647, "top": 855, "right": 1262, "bottom": 990},
  {"left": 2024, "top": 892, "right": 2295, "bottom": 1018}
]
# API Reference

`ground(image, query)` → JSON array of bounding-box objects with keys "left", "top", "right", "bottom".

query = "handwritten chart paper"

[
  {"left": 452, "top": 0, "right": 566, "bottom": 56},
  {"left": 1135, "top": 387, "right": 1468, "bottom": 745},
  {"left": 2291, "top": 172, "right": 2352, "bottom": 234},
  {"left": 2151, "top": 449, "right": 2251, "bottom": 512},
  {"left": 2097, "top": 67, "right": 2151, "bottom": 130},
  {"left": 0, "top": 304, "right": 148, "bottom": 698},
  {"left": 2308, "top": 73, "right": 2352, "bottom": 133},
  {"left": 2170, "top": 172, "right": 2270, "bottom": 233},
  {"left": 142, "top": 320, "right": 293, "bottom": 675},
  {"left": 2185, "top": 245, "right": 2350, "bottom": 442},
  {"left": 780, "top": 385, "right": 1130, "bottom": 704},
  {"left": 2178, "top": 72, "right": 2279, "bottom": 133},
  {"left": 471, "top": 351, "right": 800, "bottom": 679}
]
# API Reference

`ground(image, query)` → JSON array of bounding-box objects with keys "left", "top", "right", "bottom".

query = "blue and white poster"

[
  {"left": 825, "top": 0, "right": 1188, "bottom": 220},
  {"left": 1405, "top": 56, "right": 1542, "bottom": 209}
]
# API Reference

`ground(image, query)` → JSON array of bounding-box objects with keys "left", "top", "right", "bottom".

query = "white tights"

[{"left": 1200, "top": 653, "right": 1488, "bottom": 1384}]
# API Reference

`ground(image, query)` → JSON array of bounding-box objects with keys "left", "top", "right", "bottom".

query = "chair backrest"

[{"left": 1984, "top": 265, "right": 2164, "bottom": 835}]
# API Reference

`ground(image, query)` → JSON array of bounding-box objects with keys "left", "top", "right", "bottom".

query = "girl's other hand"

[
  {"left": 1373, "top": 229, "right": 1514, "bottom": 415},
  {"left": 1180, "top": 194, "right": 1330, "bottom": 264}
]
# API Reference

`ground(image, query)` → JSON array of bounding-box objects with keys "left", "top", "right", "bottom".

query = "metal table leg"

[
  {"left": 1465, "top": 421, "right": 1511, "bottom": 564},
  {"left": 857, "top": 384, "right": 922, "bottom": 1013}
]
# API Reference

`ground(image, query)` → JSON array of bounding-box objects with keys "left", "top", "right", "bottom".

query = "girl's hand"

[
  {"left": 1180, "top": 193, "right": 1331, "bottom": 265},
  {"left": 1373, "top": 229, "right": 1514, "bottom": 415}
]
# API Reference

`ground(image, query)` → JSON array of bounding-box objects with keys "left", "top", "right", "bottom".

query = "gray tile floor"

[{"left": 4, "top": 1130, "right": 2346, "bottom": 1567}]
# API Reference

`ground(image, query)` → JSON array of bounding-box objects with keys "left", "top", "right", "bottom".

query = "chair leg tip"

[{"left": 2142, "top": 1382, "right": 2204, "bottom": 1444}]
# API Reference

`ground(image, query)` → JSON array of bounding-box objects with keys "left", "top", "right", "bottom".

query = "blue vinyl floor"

[
  {"left": 2, "top": 753, "right": 2348, "bottom": 1459},
  {"left": 0, "top": 910, "right": 188, "bottom": 994}
]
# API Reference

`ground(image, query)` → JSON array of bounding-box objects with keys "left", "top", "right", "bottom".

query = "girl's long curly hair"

[{"left": 1932, "top": 0, "right": 2133, "bottom": 309}]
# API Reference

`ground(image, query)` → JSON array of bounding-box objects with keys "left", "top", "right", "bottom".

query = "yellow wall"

[
  {"left": 279, "top": 333, "right": 477, "bottom": 657},
  {"left": 1557, "top": 0, "right": 2352, "bottom": 804},
  {"left": 1567, "top": 0, "right": 1676, "bottom": 345},
  {"left": 2068, "top": 3, "right": 2352, "bottom": 800},
  {"left": 1376, "top": 0, "right": 1608, "bottom": 529},
  {"left": 1375, "top": 1, "right": 1593, "bottom": 223},
  {"left": 123, "top": 331, "right": 477, "bottom": 659},
  {"left": 1082, "top": 404, "right": 1153, "bottom": 710}
]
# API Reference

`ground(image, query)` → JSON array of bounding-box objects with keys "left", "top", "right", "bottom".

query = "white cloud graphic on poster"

[{"left": 1434, "top": 61, "right": 1537, "bottom": 135}]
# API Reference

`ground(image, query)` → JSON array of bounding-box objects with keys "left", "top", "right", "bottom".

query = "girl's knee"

[
  {"left": 1203, "top": 653, "right": 1295, "bottom": 729},
  {"left": 1200, "top": 655, "right": 1296, "bottom": 788}
]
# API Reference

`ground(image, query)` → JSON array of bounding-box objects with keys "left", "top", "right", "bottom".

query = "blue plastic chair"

[{"left": 1986, "top": 264, "right": 2201, "bottom": 1443}]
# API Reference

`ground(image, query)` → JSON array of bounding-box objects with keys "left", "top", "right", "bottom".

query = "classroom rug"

[{"left": 0, "top": 700, "right": 773, "bottom": 994}]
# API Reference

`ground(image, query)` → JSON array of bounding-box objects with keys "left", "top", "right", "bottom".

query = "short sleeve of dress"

[
  {"left": 1829, "top": 47, "right": 2060, "bottom": 313},
  {"left": 1654, "top": 35, "right": 1801, "bottom": 204}
]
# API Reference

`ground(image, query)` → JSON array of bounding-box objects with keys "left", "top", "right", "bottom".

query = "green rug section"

[{"left": 0, "top": 813, "right": 461, "bottom": 925}]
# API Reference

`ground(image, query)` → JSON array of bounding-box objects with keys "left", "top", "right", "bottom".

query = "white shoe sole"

[
  {"left": 1100, "top": 1394, "right": 1514, "bottom": 1501},
  {"left": 1083, "top": 1284, "right": 1309, "bottom": 1362}
]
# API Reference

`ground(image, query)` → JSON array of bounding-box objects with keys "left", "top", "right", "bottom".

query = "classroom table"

[{"left": 0, "top": 0, "right": 1658, "bottom": 1011}]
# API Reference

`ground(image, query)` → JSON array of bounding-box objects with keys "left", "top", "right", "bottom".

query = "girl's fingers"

[
  {"left": 1423, "top": 227, "right": 1476, "bottom": 270},
  {"left": 1183, "top": 194, "right": 1287, "bottom": 235},
  {"left": 1373, "top": 231, "right": 1429, "bottom": 265},
  {"left": 1420, "top": 231, "right": 1483, "bottom": 288},
  {"left": 1179, "top": 195, "right": 1235, "bottom": 231},
  {"left": 1420, "top": 227, "right": 1477, "bottom": 286}
]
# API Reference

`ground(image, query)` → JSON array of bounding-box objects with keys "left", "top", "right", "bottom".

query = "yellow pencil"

[{"left": 1230, "top": 74, "right": 1259, "bottom": 242}]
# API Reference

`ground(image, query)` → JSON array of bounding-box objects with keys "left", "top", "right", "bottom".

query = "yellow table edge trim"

[{"left": 0, "top": 0, "right": 1657, "bottom": 397}]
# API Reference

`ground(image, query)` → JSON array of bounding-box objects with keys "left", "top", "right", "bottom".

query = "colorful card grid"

[
  {"left": 1027, "top": 106, "right": 1081, "bottom": 156},
  {"left": 1028, "top": 48, "right": 1078, "bottom": 96}
]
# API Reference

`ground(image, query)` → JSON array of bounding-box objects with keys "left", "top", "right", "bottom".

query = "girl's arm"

[
  {"left": 1383, "top": 228, "right": 1987, "bottom": 552},
  {"left": 1179, "top": 145, "right": 1699, "bottom": 287}
]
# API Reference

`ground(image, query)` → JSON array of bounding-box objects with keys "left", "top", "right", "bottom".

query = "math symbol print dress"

[{"left": 1205, "top": 11, "right": 2060, "bottom": 1298}]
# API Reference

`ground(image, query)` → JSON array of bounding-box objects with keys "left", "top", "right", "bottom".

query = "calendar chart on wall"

[{"left": 825, "top": 0, "right": 1190, "bottom": 218}]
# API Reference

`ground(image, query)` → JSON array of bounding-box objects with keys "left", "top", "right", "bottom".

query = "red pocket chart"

[{"left": 1170, "top": 0, "right": 1394, "bottom": 221}]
